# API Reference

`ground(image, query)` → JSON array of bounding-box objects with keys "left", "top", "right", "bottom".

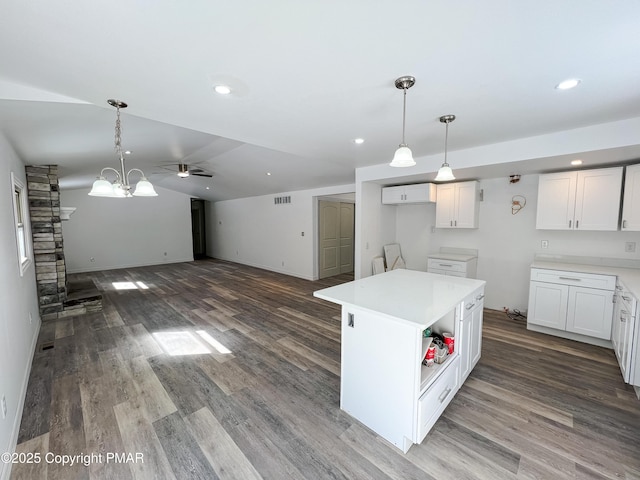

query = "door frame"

[{"left": 314, "top": 194, "right": 355, "bottom": 280}]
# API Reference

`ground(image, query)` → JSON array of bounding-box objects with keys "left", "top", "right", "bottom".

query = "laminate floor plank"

[
  {"left": 47, "top": 374, "right": 87, "bottom": 480},
  {"left": 184, "top": 407, "right": 263, "bottom": 480},
  {"left": 12, "top": 259, "right": 640, "bottom": 480},
  {"left": 153, "top": 412, "right": 219, "bottom": 480},
  {"left": 10, "top": 433, "right": 49, "bottom": 480},
  {"left": 113, "top": 401, "right": 175, "bottom": 480}
]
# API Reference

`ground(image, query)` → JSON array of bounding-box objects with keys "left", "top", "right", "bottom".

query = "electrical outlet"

[
  {"left": 625, "top": 242, "right": 636, "bottom": 253},
  {"left": 1, "top": 395, "right": 7, "bottom": 419},
  {"left": 541, "top": 240, "right": 549, "bottom": 249}
]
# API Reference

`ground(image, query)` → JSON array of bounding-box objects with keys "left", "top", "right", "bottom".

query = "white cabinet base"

[{"left": 526, "top": 323, "right": 613, "bottom": 349}]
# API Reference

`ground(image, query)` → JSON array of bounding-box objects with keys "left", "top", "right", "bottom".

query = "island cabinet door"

[{"left": 340, "top": 306, "right": 419, "bottom": 451}]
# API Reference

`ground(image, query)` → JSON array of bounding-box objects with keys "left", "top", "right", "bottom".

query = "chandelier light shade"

[
  {"left": 88, "top": 99, "right": 158, "bottom": 198},
  {"left": 434, "top": 114, "right": 456, "bottom": 181},
  {"left": 390, "top": 76, "right": 416, "bottom": 168}
]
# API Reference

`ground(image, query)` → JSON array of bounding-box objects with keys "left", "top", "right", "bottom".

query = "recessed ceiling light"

[
  {"left": 353, "top": 138, "right": 365, "bottom": 144},
  {"left": 214, "top": 85, "right": 231, "bottom": 95},
  {"left": 571, "top": 159, "right": 583, "bottom": 166},
  {"left": 124, "top": 150, "right": 131, "bottom": 155},
  {"left": 556, "top": 79, "right": 581, "bottom": 90},
  {"left": 266, "top": 172, "right": 272, "bottom": 176},
  {"left": 206, "top": 186, "right": 210, "bottom": 190}
]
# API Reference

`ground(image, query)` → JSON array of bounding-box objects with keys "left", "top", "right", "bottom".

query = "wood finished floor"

[{"left": 11, "top": 259, "right": 640, "bottom": 480}]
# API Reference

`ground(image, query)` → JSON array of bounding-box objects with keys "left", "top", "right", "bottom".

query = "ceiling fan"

[{"left": 159, "top": 163, "right": 214, "bottom": 178}]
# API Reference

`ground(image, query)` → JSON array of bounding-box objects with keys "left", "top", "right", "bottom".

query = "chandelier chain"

[{"left": 114, "top": 104, "right": 123, "bottom": 158}]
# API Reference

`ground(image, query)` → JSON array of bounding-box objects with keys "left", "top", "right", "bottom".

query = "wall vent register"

[{"left": 274, "top": 196, "right": 291, "bottom": 205}]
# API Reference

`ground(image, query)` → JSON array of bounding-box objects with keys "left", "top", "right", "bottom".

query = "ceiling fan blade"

[{"left": 191, "top": 173, "right": 213, "bottom": 177}]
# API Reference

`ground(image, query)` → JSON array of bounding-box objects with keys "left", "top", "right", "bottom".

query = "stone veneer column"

[{"left": 25, "top": 165, "right": 66, "bottom": 321}]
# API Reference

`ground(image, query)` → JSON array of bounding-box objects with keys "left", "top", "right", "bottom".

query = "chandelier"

[{"left": 88, "top": 99, "right": 157, "bottom": 198}]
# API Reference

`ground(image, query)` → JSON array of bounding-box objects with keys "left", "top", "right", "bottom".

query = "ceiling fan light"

[
  {"left": 88, "top": 176, "right": 115, "bottom": 196},
  {"left": 132, "top": 177, "right": 158, "bottom": 197},
  {"left": 177, "top": 171, "right": 189, "bottom": 178},
  {"left": 435, "top": 164, "right": 455, "bottom": 181},
  {"left": 390, "top": 145, "right": 416, "bottom": 167}
]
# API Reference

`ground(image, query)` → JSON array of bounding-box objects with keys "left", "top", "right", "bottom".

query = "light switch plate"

[
  {"left": 541, "top": 240, "right": 549, "bottom": 249},
  {"left": 626, "top": 242, "right": 636, "bottom": 253}
]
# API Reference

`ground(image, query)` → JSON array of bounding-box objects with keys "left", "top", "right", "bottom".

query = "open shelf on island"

[{"left": 420, "top": 352, "right": 456, "bottom": 394}]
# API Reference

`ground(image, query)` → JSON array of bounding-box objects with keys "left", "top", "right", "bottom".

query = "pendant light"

[
  {"left": 389, "top": 76, "right": 416, "bottom": 167},
  {"left": 434, "top": 114, "right": 456, "bottom": 181},
  {"left": 89, "top": 99, "right": 158, "bottom": 197}
]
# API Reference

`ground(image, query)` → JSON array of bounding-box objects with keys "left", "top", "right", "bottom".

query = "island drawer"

[
  {"left": 530, "top": 268, "right": 616, "bottom": 290},
  {"left": 416, "top": 356, "right": 460, "bottom": 442}
]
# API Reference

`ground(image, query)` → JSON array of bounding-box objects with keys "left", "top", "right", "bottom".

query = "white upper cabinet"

[
  {"left": 381, "top": 183, "right": 436, "bottom": 205},
  {"left": 622, "top": 164, "right": 640, "bottom": 231},
  {"left": 536, "top": 167, "right": 623, "bottom": 230},
  {"left": 435, "top": 181, "right": 479, "bottom": 228}
]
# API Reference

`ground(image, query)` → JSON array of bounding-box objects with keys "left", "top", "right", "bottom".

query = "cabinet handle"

[
  {"left": 569, "top": 220, "right": 572, "bottom": 228},
  {"left": 348, "top": 313, "right": 354, "bottom": 328},
  {"left": 465, "top": 302, "right": 476, "bottom": 310},
  {"left": 576, "top": 220, "right": 579, "bottom": 229},
  {"left": 438, "top": 387, "right": 453, "bottom": 403},
  {"left": 439, "top": 264, "right": 453, "bottom": 267},
  {"left": 558, "top": 277, "right": 581, "bottom": 282},
  {"left": 616, "top": 285, "right": 623, "bottom": 291},
  {"left": 476, "top": 294, "right": 485, "bottom": 300},
  {"left": 622, "top": 296, "right": 631, "bottom": 302},
  {"left": 455, "top": 220, "right": 457, "bottom": 227},
  {"left": 450, "top": 220, "right": 453, "bottom": 227},
  {"left": 623, "top": 219, "right": 627, "bottom": 229}
]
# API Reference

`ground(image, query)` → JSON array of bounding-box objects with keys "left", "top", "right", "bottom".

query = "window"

[{"left": 11, "top": 172, "right": 32, "bottom": 275}]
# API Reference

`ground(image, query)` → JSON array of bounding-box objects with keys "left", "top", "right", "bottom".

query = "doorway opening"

[{"left": 191, "top": 199, "right": 207, "bottom": 259}]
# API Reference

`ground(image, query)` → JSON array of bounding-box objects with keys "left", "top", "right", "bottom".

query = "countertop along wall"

[
  {"left": 0, "top": 133, "right": 41, "bottom": 480},
  {"left": 61, "top": 186, "right": 194, "bottom": 273}
]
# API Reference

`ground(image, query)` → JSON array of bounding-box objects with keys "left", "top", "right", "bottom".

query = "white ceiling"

[{"left": 1, "top": 0, "right": 640, "bottom": 201}]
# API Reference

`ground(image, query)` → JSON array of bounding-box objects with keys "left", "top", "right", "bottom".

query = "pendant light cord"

[
  {"left": 443, "top": 119, "right": 450, "bottom": 167},
  {"left": 401, "top": 87, "right": 407, "bottom": 145}
]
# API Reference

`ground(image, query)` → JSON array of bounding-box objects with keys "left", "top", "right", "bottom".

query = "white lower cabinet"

[
  {"left": 527, "top": 268, "right": 615, "bottom": 341},
  {"left": 612, "top": 282, "right": 638, "bottom": 383},
  {"left": 459, "top": 289, "right": 485, "bottom": 383}
]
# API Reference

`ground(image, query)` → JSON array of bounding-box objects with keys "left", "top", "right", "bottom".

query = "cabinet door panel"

[
  {"left": 435, "top": 184, "right": 456, "bottom": 227},
  {"left": 574, "top": 168, "right": 622, "bottom": 231},
  {"left": 622, "top": 164, "right": 640, "bottom": 231},
  {"left": 566, "top": 286, "right": 614, "bottom": 340},
  {"left": 381, "top": 186, "right": 405, "bottom": 204},
  {"left": 536, "top": 172, "right": 576, "bottom": 230},
  {"left": 470, "top": 302, "right": 483, "bottom": 369},
  {"left": 527, "top": 281, "right": 569, "bottom": 329},
  {"left": 455, "top": 182, "right": 478, "bottom": 228}
]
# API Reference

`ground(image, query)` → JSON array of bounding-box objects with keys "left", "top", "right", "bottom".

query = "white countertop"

[
  {"left": 531, "top": 260, "right": 640, "bottom": 296},
  {"left": 313, "top": 269, "right": 485, "bottom": 328},
  {"left": 427, "top": 253, "right": 477, "bottom": 262}
]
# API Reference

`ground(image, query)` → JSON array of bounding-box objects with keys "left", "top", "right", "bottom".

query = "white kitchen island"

[{"left": 314, "top": 269, "right": 485, "bottom": 453}]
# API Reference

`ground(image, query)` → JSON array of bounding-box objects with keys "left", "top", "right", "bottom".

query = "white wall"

[
  {"left": 0, "top": 134, "right": 41, "bottom": 480},
  {"left": 61, "top": 186, "right": 193, "bottom": 273},
  {"left": 355, "top": 182, "right": 397, "bottom": 278},
  {"left": 207, "top": 184, "right": 355, "bottom": 280},
  {"left": 392, "top": 175, "right": 640, "bottom": 312}
]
